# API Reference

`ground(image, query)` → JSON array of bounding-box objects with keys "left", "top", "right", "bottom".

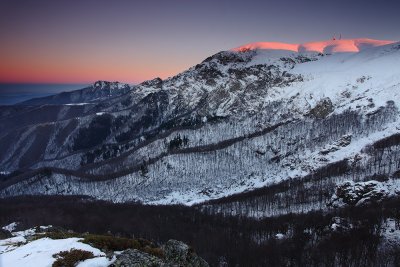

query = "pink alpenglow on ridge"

[
  {"left": 232, "top": 38, "right": 395, "bottom": 53},
  {"left": 233, "top": 42, "right": 299, "bottom": 52}
]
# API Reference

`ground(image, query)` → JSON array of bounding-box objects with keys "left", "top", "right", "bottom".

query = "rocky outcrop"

[
  {"left": 113, "top": 249, "right": 164, "bottom": 267},
  {"left": 140, "top": 77, "right": 163, "bottom": 89},
  {"left": 328, "top": 180, "right": 400, "bottom": 208},
  {"left": 163, "top": 240, "right": 209, "bottom": 267},
  {"left": 309, "top": 97, "right": 334, "bottom": 119},
  {"left": 113, "top": 240, "right": 209, "bottom": 267}
]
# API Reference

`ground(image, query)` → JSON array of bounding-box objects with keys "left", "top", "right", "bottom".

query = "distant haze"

[
  {"left": 0, "top": 84, "right": 88, "bottom": 105},
  {"left": 1, "top": 0, "right": 399, "bottom": 84}
]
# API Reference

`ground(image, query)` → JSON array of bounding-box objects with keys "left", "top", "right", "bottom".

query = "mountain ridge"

[
  {"left": 18, "top": 81, "right": 131, "bottom": 106},
  {"left": 233, "top": 38, "right": 396, "bottom": 53},
  {"left": 0, "top": 39, "right": 400, "bottom": 217}
]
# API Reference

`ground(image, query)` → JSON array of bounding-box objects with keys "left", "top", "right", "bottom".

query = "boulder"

[
  {"left": 112, "top": 249, "right": 164, "bottom": 267},
  {"left": 112, "top": 241, "right": 209, "bottom": 267},
  {"left": 164, "top": 239, "right": 209, "bottom": 267}
]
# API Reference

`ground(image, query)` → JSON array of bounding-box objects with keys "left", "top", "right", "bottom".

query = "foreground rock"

[
  {"left": 113, "top": 249, "right": 164, "bottom": 267},
  {"left": 113, "top": 240, "right": 209, "bottom": 267},
  {"left": 0, "top": 224, "right": 209, "bottom": 267},
  {"left": 164, "top": 240, "right": 209, "bottom": 267}
]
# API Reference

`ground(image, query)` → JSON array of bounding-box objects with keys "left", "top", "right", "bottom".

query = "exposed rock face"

[
  {"left": 112, "top": 240, "right": 209, "bottom": 267},
  {"left": 309, "top": 97, "right": 334, "bottom": 119},
  {"left": 140, "top": 77, "right": 163, "bottom": 89},
  {"left": 328, "top": 180, "right": 400, "bottom": 208}
]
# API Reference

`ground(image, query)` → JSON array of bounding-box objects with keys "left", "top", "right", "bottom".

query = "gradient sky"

[{"left": 1, "top": 0, "right": 399, "bottom": 84}]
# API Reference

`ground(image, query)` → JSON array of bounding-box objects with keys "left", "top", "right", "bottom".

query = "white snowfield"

[
  {"left": 1, "top": 39, "right": 400, "bottom": 212},
  {"left": 0, "top": 224, "right": 113, "bottom": 267}
]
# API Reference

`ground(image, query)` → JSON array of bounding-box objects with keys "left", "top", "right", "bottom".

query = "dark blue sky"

[{"left": 1, "top": 0, "right": 399, "bottom": 83}]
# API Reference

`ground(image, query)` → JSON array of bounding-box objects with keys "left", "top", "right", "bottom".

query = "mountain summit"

[{"left": 233, "top": 38, "right": 395, "bottom": 53}]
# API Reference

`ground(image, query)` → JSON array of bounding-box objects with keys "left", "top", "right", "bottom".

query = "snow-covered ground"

[{"left": 0, "top": 223, "right": 114, "bottom": 267}]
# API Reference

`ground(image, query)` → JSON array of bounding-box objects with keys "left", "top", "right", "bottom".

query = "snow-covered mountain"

[{"left": 1, "top": 38, "right": 400, "bottom": 217}]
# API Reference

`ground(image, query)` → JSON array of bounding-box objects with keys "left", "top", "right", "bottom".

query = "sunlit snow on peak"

[{"left": 232, "top": 38, "right": 395, "bottom": 53}]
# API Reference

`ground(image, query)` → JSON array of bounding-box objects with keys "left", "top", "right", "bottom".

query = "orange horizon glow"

[
  {"left": 0, "top": 65, "right": 185, "bottom": 84},
  {"left": 0, "top": 64, "right": 187, "bottom": 85},
  {"left": 0, "top": 42, "right": 196, "bottom": 84},
  {"left": 1, "top": 38, "right": 397, "bottom": 84},
  {"left": 2, "top": 0, "right": 399, "bottom": 85}
]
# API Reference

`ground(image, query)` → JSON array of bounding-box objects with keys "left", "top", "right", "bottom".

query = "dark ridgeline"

[
  {"left": 18, "top": 81, "right": 131, "bottom": 106},
  {"left": 0, "top": 84, "right": 89, "bottom": 105}
]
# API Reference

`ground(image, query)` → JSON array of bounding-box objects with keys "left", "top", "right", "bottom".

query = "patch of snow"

[
  {"left": 0, "top": 237, "right": 111, "bottom": 267},
  {"left": 275, "top": 233, "right": 285, "bottom": 240},
  {"left": 0, "top": 236, "right": 26, "bottom": 254},
  {"left": 2, "top": 222, "right": 18, "bottom": 232}
]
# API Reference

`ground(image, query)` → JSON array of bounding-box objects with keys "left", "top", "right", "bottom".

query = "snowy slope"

[
  {"left": 0, "top": 39, "right": 400, "bottom": 215},
  {"left": 0, "top": 225, "right": 113, "bottom": 267}
]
